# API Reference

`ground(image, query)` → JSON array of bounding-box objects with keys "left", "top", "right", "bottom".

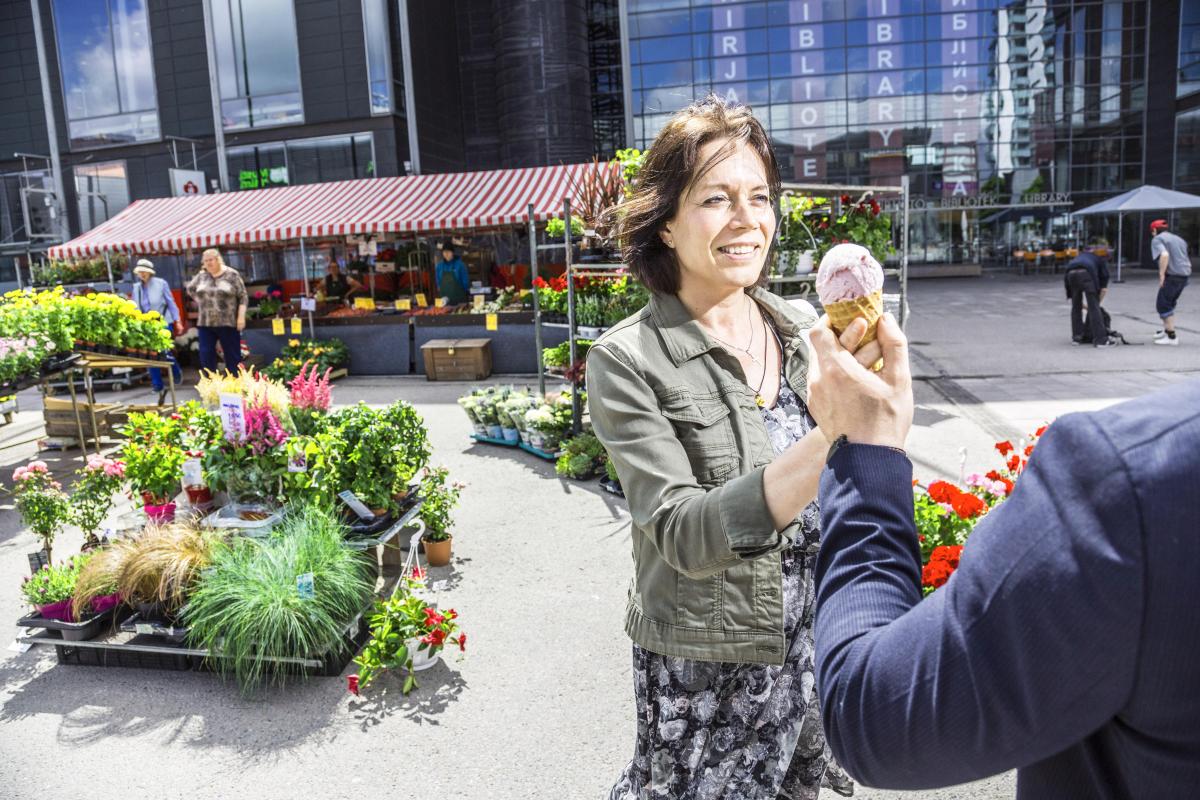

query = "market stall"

[{"left": 48, "top": 163, "right": 617, "bottom": 377}]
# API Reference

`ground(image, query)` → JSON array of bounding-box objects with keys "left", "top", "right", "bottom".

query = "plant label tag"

[
  {"left": 290, "top": 318, "right": 302, "bottom": 334},
  {"left": 7, "top": 640, "right": 32, "bottom": 654},
  {"left": 486, "top": 313, "right": 499, "bottom": 331},
  {"left": 219, "top": 392, "right": 247, "bottom": 441},
  {"left": 415, "top": 293, "right": 428, "bottom": 308},
  {"left": 338, "top": 490, "right": 375, "bottom": 520},
  {"left": 296, "top": 572, "right": 315, "bottom": 600},
  {"left": 397, "top": 298, "right": 412, "bottom": 311},
  {"left": 288, "top": 450, "right": 307, "bottom": 473},
  {"left": 272, "top": 318, "right": 285, "bottom": 335},
  {"left": 27, "top": 550, "right": 49, "bottom": 575},
  {"left": 300, "top": 298, "right": 316, "bottom": 312},
  {"left": 472, "top": 294, "right": 485, "bottom": 310},
  {"left": 435, "top": 297, "right": 446, "bottom": 308},
  {"left": 181, "top": 458, "right": 203, "bottom": 488},
  {"left": 135, "top": 623, "right": 154, "bottom": 636}
]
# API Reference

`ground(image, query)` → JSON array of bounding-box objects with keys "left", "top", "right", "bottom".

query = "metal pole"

[
  {"left": 1116, "top": 212, "right": 1124, "bottom": 283},
  {"left": 528, "top": 204, "right": 545, "bottom": 397},
  {"left": 29, "top": 0, "right": 69, "bottom": 240},
  {"left": 103, "top": 250, "right": 114, "bottom": 288},
  {"left": 200, "top": 0, "right": 230, "bottom": 191},
  {"left": 299, "top": 238, "right": 314, "bottom": 337},
  {"left": 564, "top": 198, "right": 580, "bottom": 435},
  {"left": 397, "top": 0, "right": 421, "bottom": 175},
  {"left": 900, "top": 174, "right": 910, "bottom": 329}
]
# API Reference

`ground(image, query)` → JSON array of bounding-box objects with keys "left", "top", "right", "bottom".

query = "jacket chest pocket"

[{"left": 659, "top": 390, "right": 737, "bottom": 485}]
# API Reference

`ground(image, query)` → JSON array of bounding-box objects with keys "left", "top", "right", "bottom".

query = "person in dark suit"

[
  {"left": 803, "top": 313, "right": 1200, "bottom": 798},
  {"left": 1063, "top": 247, "right": 1110, "bottom": 346}
]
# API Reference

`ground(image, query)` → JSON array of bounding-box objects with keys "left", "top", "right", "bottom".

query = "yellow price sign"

[
  {"left": 353, "top": 297, "right": 376, "bottom": 310},
  {"left": 435, "top": 297, "right": 447, "bottom": 308},
  {"left": 271, "top": 318, "right": 285, "bottom": 336},
  {"left": 472, "top": 294, "right": 485, "bottom": 310},
  {"left": 415, "top": 293, "right": 428, "bottom": 308},
  {"left": 520, "top": 289, "right": 532, "bottom": 297},
  {"left": 396, "top": 298, "right": 412, "bottom": 311},
  {"left": 486, "top": 313, "right": 499, "bottom": 331},
  {"left": 290, "top": 318, "right": 302, "bottom": 334}
]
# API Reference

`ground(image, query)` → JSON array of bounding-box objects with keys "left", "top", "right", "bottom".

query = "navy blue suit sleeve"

[{"left": 815, "top": 418, "right": 1144, "bottom": 789}]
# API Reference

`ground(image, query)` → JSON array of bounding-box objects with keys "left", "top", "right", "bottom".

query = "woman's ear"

[{"left": 659, "top": 225, "right": 675, "bottom": 249}]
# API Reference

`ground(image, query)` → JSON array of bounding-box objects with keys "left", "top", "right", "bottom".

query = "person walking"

[
  {"left": 1062, "top": 246, "right": 1110, "bottom": 346},
  {"left": 435, "top": 243, "right": 470, "bottom": 305},
  {"left": 131, "top": 259, "right": 184, "bottom": 404},
  {"left": 1150, "top": 219, "right": 1190, "bottom": 345},
  {"left": 185, "top": 248, "right": 247, "bottom": 373},
  {"left": 803, "top": 314, "right": 1200, "bottom": 797},
  {"left": 587, "top": 96, "right": 869, "bottom": 800}
]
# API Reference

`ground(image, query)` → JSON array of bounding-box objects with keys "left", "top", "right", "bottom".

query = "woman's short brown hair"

[{"left": 611, "top": 95, "right": 780, "bottom": 295}]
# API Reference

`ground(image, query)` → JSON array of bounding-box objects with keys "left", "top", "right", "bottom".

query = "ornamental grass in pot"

[
  {"left": 184, "top": 503, "right": 374, "bottom": 694},
  {"left": 418, "top": 466, "right": 463, "bottom": 567},
  {"left": 114, "top": 523, "right": 222, "bottom": 619}
]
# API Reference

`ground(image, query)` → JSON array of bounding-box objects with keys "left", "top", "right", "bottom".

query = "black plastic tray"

[
  {"left": 17, "top": 606, "right": 123, "bottom": 642},
  {"left": 119, "top": 611, "right": 188, "bottom": 643}
]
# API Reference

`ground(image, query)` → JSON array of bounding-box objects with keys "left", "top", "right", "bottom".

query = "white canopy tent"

[{"left": 1071, "top": 185, "right": 1200, "bottom": 281}]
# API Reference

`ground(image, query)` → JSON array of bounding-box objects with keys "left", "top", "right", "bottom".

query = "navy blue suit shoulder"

[{"left": 815, "top": 378, "right": 1200, "bottom": 798}]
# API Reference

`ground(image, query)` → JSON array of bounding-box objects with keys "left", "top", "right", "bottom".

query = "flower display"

[
  {"left": 263, "top": 337, "right": 348, "bottom": 382},
  {"left": 914, "top": 425, "right": 1049, "bottom": 594}
]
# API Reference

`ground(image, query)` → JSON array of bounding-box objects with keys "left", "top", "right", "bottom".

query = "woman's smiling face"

[{"left": 662, "top": 138, "right": 776, "bottom": 295}]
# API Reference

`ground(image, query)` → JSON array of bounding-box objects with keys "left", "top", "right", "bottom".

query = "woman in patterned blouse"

[{"left": 186, "top": 248, "right": 247, "bottom": 373}]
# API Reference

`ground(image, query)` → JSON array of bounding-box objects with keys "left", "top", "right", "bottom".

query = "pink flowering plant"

[
  {"left": 0, "top": 333, "right": 56, "bottom": 384},
  {"left": 288, "top": 360, "right": 333, "bottom": 436},
  {"left": 12, "top": 461, "right": 68, "bottom": 564},
  {"left": 70, "top": 454, "right": 125, "bottom": 547},
  {"left": 203, "top": 398, "right": 292, "bottom": 505}
]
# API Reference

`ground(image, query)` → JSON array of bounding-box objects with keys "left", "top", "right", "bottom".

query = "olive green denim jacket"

[{"left": 586, "top": 287, "right": 819, "bottom": 666}]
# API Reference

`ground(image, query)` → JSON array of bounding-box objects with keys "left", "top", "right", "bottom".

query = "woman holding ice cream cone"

[{"left": 587, "top": 96, "right": 881, "bottom": 800}]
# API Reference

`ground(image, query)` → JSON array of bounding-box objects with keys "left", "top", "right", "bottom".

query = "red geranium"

[
  {"left": 453, "top": 633, "right": 467, "bottom": 652},
  {"left": 1024, "top": 444, "right": 1035, "bottom": 457},
  {"left": 1035, "top": 425, "right": 1048, "bottom": 437},
  {"left": 951, "top": 492, "right": 987, "bottom": 519},
  {"left": 1007, "top": 455, "right": 1021, "bottom": 472},
  {"left": 927, "top": 480, "right": 961, "bottom": 504},
  {"left": 930, "top": 544, "right": 963, "bottom": 568},
  {"left": 922, "top": 559, "right": 954, "bottom": 589},
  {"left": 532, "top": 276, "right": 548, "bottom": 289},
  {"left": 995, "top": 441, "right": 1014, "bottom": 456}
]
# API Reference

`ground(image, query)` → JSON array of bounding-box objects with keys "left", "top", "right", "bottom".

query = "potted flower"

[
  {"left": 287, "top": 360, "right": 333, "bottom": 436},
  {"left": 202, "top": 398, "right": 291, "bottom": 512},
  {"left": 121, "top": 437, "right": 187, "bottom": 521},
  {"left": 70, "top": 454, "right": 125, "bottom": 549},
  {"left": 19, "top": 554, "right": 118, "bottom": 640},
  {"left": 325, "top": 403, "right": 414, "bottom": 515},
  {"left": 524, "top": 405, "right": 563, "bottom": 452},
  {"left": 115, "top": 522, "right": 221, "bottom": 618},
  {"left": 12, "top": 460, "right": 68, "bottom": 564},
  {"left": 350, "top": 588, "right": 465, "bottom": 695},
  {"left": 418, "top": 466, "right": 463, "bottom": 567}
]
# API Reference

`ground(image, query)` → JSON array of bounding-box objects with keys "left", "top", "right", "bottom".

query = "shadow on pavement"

[{"left": 349, "top": 664, "right": 467, "bottom": 730}]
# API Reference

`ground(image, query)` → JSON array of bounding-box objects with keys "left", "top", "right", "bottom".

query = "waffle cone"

[{"left": 824, "top": 290, "right": 884, "bottom": 346}]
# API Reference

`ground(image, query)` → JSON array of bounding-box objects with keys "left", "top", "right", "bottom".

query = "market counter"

[{"left": 244, "top": 314, "right": 411, "bottom": 375}]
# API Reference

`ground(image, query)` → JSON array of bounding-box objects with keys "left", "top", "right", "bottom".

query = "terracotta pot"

[
  {"left": 370, "top": 506, "right": 388, "bottom": 518},
  {"left": 144, "top": 502, "right": 176, "bottom": 523},
  {"left": 185, "top": 485, "right": 213, "bottom": 505},
  {"left": 422, "top": 535, "right": 452, "bottom": 567}
]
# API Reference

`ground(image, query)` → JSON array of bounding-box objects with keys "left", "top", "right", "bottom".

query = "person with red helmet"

[{"left": 1149, "top": 219, "right": 1190, "bottom": 346}]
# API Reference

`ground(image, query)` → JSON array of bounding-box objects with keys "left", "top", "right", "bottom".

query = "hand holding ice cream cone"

[{"left": 815, "top": 243, "right": 886, "bottom": 368}]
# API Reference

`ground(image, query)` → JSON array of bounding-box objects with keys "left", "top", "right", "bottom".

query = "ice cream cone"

[{"left": 823, "top": 289, "right": 884, "bottom": 346}]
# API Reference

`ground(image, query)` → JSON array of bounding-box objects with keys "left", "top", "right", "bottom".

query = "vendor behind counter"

[
  {"left": 322, "top": 256, "right": 365, "bottom": 302},
  {"left": 436, "top": 244, "right": 470, "bottom": 305}
]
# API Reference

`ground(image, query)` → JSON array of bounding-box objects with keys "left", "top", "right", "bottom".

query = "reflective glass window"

[
  {"left": 51, "top": 0, "right": 160, "bottom": 149},
  {"left": 210, "top": 0, "right": 304, "bottom": 130},
  {"left": 363, "top": 0, "right": 392, "bottom": 114},
  {"left": 74, "top": 161, "right": 129, "bottom": 231}
]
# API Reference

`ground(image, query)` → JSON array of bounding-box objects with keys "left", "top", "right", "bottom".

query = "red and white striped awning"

[{"left": 48, "top": 162, "right": 614, "bottom": 259}]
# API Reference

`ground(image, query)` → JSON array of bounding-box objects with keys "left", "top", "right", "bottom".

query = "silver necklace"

[{"left": 706, "top": 300, "right": 762, "bottom": 366}]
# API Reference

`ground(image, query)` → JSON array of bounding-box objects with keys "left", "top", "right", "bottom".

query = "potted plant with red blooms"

[
  {"left": 914, "top": 425, "right": 1049, "bottom": 594},
  {"left": 349, "top": 584, "right": 466, "bottom": 696}
]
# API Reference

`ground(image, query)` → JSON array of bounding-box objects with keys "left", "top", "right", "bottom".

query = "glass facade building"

[{"left": 625, "top": 0, "right": 1151, "bottom": 265}]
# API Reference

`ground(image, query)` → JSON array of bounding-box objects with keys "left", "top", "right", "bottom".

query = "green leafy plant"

[
  {"left": 419, "top": 466, "right": 463, "bottom": 543},
  {"left": 555, "top": 432, "right": 606, "bottom": 479},
  {"left": 11, "top": 460, "right": 68, "bottom": 563},
  {"left": 22, "top": 553, "right": 88, "bottom": 608},
  {"left": 201, "top": 399, "right": 291, "bottom": 506},
  {"left": 122, "top": 439, "right": 187, "bottom": 506},
  {"left": 613, "top": 148, "right": 644, "bottom": 194},
  {"left": 604, "top": 456, "right": 619, "bottom": 483},
  {"left": 351, "top": 589, "right": 464, "bottom": 695},
  {"left": 378, "top": 400, "right": 430, "bottom": 491},
  {"left": 184, "top": 504, "right": 374, "bottom": 693},
  {"left": 544, "top": 215, "right": 585, "bottom": 239},
  {"left": 326, "top": 403, "right": 408, "bottom": 511}
]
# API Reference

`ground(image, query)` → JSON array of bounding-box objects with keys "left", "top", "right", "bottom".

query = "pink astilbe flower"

[
  {"left": 288, "top": 361, "right": 332, "bottom": 412},
  {"left": 242, "top": 400, "right": 290, "bottom": 454}
]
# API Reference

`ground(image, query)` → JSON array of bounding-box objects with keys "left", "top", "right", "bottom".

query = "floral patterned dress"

[{"left": 609, "top": 379, "right": 853, "bottom": 800}]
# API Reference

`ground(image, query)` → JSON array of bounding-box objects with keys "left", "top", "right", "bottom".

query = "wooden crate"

[
  {"left": 42, "top": 396, "right": 122, "bottom": 439},
  {"left": 420, "top": 338, "right": 492, "bottom": 381}
]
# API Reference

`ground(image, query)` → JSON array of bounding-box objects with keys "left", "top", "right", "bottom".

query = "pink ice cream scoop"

[{"left": 815, "top": 243, "right": 884, "bottom": 304}]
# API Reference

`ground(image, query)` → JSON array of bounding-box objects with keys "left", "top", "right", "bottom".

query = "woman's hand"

[{"left": 236, "top": 307, "right": 246, "bottom": 332}]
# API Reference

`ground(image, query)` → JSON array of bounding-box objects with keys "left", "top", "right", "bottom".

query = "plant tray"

[
  {"left": 201, "top": 504, "right": 283, "bottom": 533},
  {"left": 119, "top": 612, "right": 188, "bottom": 643},
  {"left": 343, "top": 497, "right": 424, "bottom": 551},
  {"left": 52, "top": 639, "right": 193, "bottom": 671},
  {"left": 518, "top": 441, "right": 560, "bottom": 461},
  {"left": 470, "top": 432, "right": 518, "bottom": 447},
  {"left": 17, "top": 605, "right": 123, "bottom": 642}
]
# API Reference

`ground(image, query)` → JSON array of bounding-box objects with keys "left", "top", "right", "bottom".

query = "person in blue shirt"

[
  {"left": 1063, "top": 247, "right": 1110, "bottom": 346},
  {"left": 131, "top": 259, "right": 184, "bottom": 404},
  {"left": 435, "top": 243, "right": 470, "bottom": 305}
]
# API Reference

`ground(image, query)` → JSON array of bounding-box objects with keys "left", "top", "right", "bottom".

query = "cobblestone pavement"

[{"left": 0, "top": 269, "right": 1191, "bottom": 799}]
